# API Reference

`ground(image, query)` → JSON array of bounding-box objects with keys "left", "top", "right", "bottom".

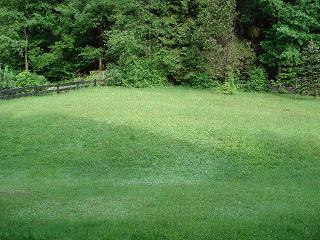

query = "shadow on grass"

[
  {"left": 1, "top": 113, "right": 320, "bottom": 240},
  {"left": 268, "top": 92, "right": 320, "bottom": 102},
  {"left": 1, "top": 113, "right": 318, "bottom": 180}
]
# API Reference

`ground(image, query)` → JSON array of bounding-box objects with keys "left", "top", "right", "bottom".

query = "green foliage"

[
  {"left": 105, "top": 28, "right": 169, "bottom": 87},
  {"left": 230, "top": 39, "right": 257, "bottom": 75},
  {"left": 219, "top": 82, "right": 237, "bottom": 95},
  {"left": 0, "top": 66, "right": 15, "bottom": 89},
  {"left": 103, "top": 0, "right": 238, "bottom": 87},
  {"left": 246, "top": 67, "right": 268, "bottom": 92},
  {"left": 0, "top": 0, "right": 64, "bottom": 73},
  {"left": 107, "top": 30, "right": 146, "bottom": 60},
  {"left": 84, "top": 70, "right": 106, "bottom": 81},
  {"left": 299, "top": 41, "right": 320, "bottom": 98},
  {"left": 107, "top": 60, "right": 167, "bottom": 88},
  {"left": 30, "top": 49, "right": 75, "bottom": 82},
  {"left": 15, "top": 71, "right": 47, "bottom": 87},
  {"left": 259, "top": 0, "right": 320, "bottom": 76},
  {"left": 197, "top": 0, "right": 238, "bottom": 80},
  {"left": 207, "top": 37, "right": 256, "bottom": 80},
  {"left": 219, "top": 71, "right": 238, "bottom": 95},
  {"left": 275, "top": 47, "right": 300, "bottom": 88},
  {"left": 105, "top": 65, "right": 124, "bottom": 86},
  {"left": 152, "top": 49, "right": 183, "bottom": 78},
  {"left": 276, "top": 65, "right": 298, "bottom": 89},
  {"left": 1, "top": 0, "right": 319, "bottom": 88},
  {"left": 183, "top": 72, "right": 217, "bottom": 89},
  {"left": 121, "top": 59, "right": 167, "bottom": 88}
]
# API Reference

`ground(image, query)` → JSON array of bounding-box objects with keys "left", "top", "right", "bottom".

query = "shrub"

[
  {"left": 107, "top": 59, "right": 167, "bottom": 88},
  {"left": 219, "top": 71, "right": 238, "bottom": 95},
  {"left": 207, "top": 37, "right": 256, "bottom": 80},
  {"left": 152, "top": 48, "right": 183, "bottom": 79},
  {"left": 105, "top": 65, "right": 125, "bottom": 86},
  {"left": 299, "top": 41, "right": 320, "bottom": 98},
  {"left": 275, "top": 47, "right": 301, "bottom": 89},
  {"left": 276, "top": 64, "right": 299, "bottom": 89},
  {"left": 124, "top": 59, "right": 167, "bottom": 88},
  {"left": 107, "top": 30, "right": 146, "bottom": 59},
  {"left": 183, "top": 72, "right": 217, "bottom": 89},
  {"left": 15, "top": 71, "right": 47, "bottom": 87},
  {"left": 219, "top": 82, "right": 237, "bottom": 95},
  {"left": 84, "top": 71, "right": 106, "bottom": 81},
  {"left": 246, "top": 67, "right": 268, "bottom": 92},
  {"left": 0, "top": 66, "right": 15, "bottom": 89}
]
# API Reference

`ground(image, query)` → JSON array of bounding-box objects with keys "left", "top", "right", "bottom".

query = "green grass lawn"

[{"left": 1, "top": 87, "right": 320, "bottom": 240}]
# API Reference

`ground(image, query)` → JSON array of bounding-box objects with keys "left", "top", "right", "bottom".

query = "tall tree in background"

[
  {"left": 299, "top": 41, "right": 320, "bottom": 98},
  {"left": 57, "top": 0, "right": 113, "bottom": 77},
  {"left": 0, "top": 0, "right": 318, "bottom": 89},
  {"left": 105, "top": 0, "right": 238, "bottom": 86},
  {"left": 0, "top": 0, "right": 62, "bottom": 72},
  {"left": 260, "top": 0, "right": 320, "bottom": 84},
  {"left": 0, "top": 0, "right": 30, "bottom": 71},
  {"left": 198, "top": 0, "right": 236, "bottom": 82}
]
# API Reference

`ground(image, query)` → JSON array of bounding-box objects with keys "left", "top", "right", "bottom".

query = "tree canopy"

[{"left": 0, "top": 0, "right": 319, "bottom": 89}]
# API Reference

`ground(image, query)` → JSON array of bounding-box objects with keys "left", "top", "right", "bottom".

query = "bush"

[
  {"left": 15, "top": 71, "right": 47, "bottom": 87},
  {"left": 207, "top": 37, "right": 256, "bottom": 81},
  {"left": 107, "top": 59, "right": 167, "bottom": 88},
  {"left": 219, "top": 82, "right": 237, "bottom": 95},
  {"left": 0, "top": 66, "right": 15, "bottom": 89},
  {"left": 84, "top": 71, "right": 106, "bottom": 81},
  {"left": 126, "top": 59, "right": 167, "bottom": 88},
  {"left": 218, "top": 71, "right": 238, "bottom": 95},
  {"left": 276, "top": 64, "right": 299, "bottom": 89},
  {"left": 246, "top": 67, "right": 268, "bottom": 92},
  {"left": 276, "top": 47, "right": 300, "bottom": 89},
  {"left": 105, "top": 65, "right": 125, "bottom": 86},
  {"left": 152, "top": 48, "right": 183, "bottom": 79},
  {"left": 183, "top": 72, "right": 217, "bottom": 89}
]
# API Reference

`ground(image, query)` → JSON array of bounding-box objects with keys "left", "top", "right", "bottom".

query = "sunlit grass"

[{"left": 1, "top": 87, "right": 320, "bottom": 239}]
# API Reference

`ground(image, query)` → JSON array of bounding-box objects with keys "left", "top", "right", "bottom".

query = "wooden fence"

[{"left": 0, "top": 79, "right": 105, "bottom": 100}]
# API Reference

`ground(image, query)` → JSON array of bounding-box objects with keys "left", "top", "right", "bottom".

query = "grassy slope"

[{"left": 0, "top": 87, "right": 320, "bottom": 240}]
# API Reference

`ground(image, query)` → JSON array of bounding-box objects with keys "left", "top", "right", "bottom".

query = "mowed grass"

[{"left": 0, "top": 87, "right": 320, "bottom": 240}]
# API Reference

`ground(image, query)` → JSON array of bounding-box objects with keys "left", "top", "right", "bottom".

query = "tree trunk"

[
  {"left": 24, "top": 28, "right": 29, "bottom": 71},
  {"left": 223, "top": 35, "right": 230, "bottom": 82},
  {"left": 99, "top": 57, "right": 105, "bottom": 80},
  {"left": 99, "top": 24, "right": 105, "bottom": 80},
  {"left": 277, "top": 65, "right": 282, "bottom": 75},
  {"left": 99, "top": 57, "right": 103, "bottom": 71}
]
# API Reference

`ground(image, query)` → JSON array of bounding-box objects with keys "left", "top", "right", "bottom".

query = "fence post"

[
  {"left": 57, "top": 83, "right": 60, "bottom": 94},
  {"left": 34, "top": 86, "right": 38, "bottom": 96}
]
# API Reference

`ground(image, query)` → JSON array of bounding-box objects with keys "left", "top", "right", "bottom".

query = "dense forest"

[{"left": 0, "top": 0, "right": 319, "bottom": 94}]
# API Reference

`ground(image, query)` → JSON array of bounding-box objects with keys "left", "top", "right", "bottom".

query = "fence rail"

[{"left": 0, "top": 79, "right": 105, "bottom": 100}]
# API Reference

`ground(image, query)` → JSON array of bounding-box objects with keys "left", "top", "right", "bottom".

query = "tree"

[
  {"left": 56, "top": 0, "right": 114, "bottom": 77},
  {"left": 0, "top": 0, "right": 62, "bottom": 72},
  {"left": 259, "top": 0, "right": 320, "bottom": 83},
  {"left": 198, "top": 0, "right": 237, "bottom": 82},
  {"left": 1, "top": 0, "right": 318, "bottom": 88},
  {"left": 105, "top": 0, "right": 238, "bottom": 86},
  {"left": 299, "top": 41, "right": 320, "bottom": 98},
  {"left": 0, "top": 2, "right": 26, "bottom": 70}
]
